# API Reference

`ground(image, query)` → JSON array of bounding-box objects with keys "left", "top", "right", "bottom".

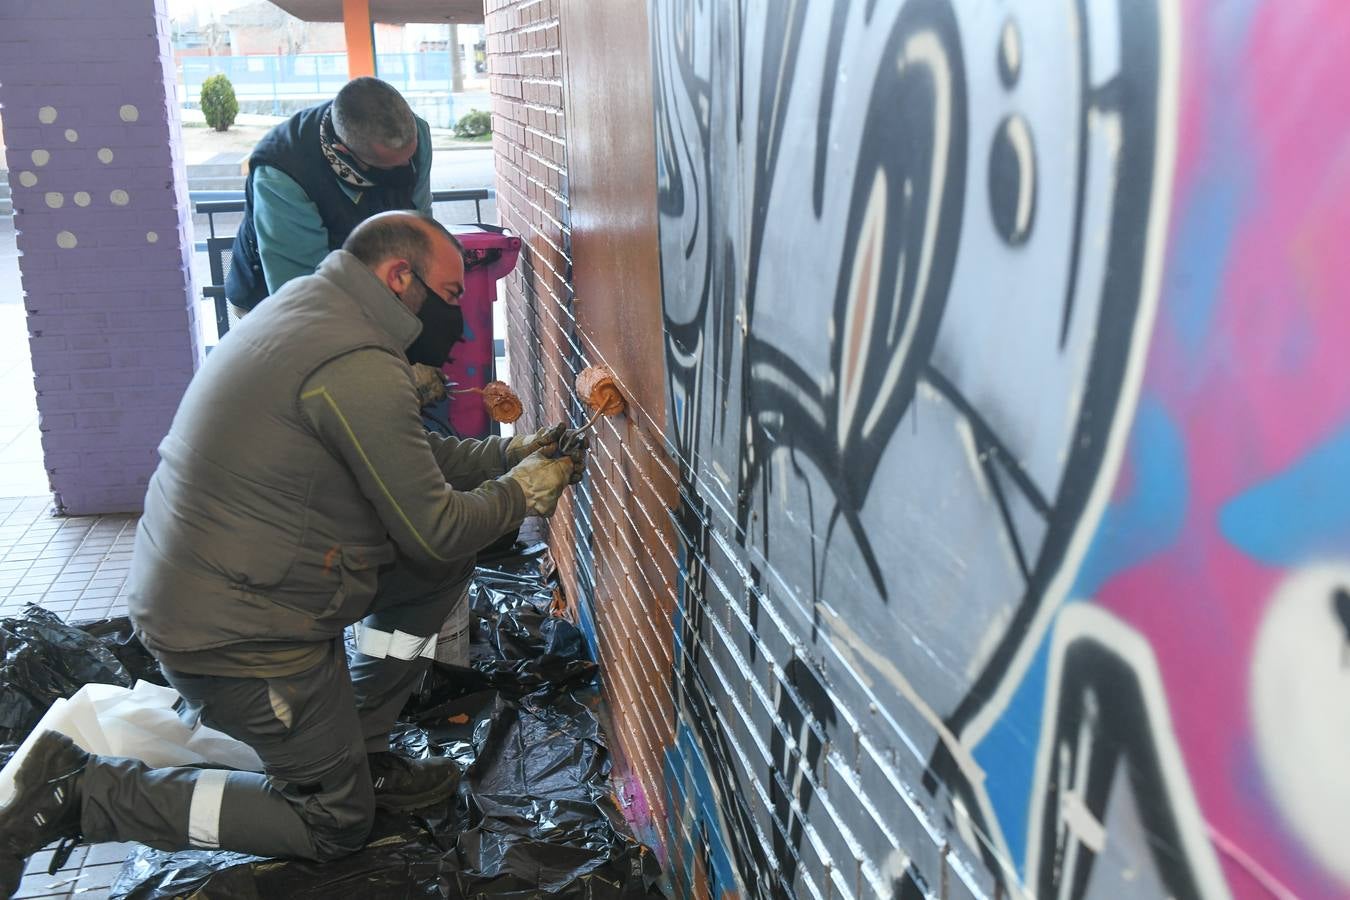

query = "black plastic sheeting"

[
  {"left": 0, "top": 607, "right": 168, "bottom": 767},
  {"left": 0, "top": 542, "right": 653, "bottom": 900},
  {"left": 0, "top": 544, "right": 661, "bottom": 898}
]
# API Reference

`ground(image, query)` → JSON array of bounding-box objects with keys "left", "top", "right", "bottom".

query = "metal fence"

[{"left": 179, "top": 53, "right": 469, "bottom": 121}]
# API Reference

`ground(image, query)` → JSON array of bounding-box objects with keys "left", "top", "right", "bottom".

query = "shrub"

[
  {"left": 454, "top": 108, "right": 492, "bottom": 139},
  {"left": 200, "top": 74, "right": 239, "bottom": 132}
]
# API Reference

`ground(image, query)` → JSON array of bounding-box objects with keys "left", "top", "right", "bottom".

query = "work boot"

[
  {"left": 0, "top": 731, "right": 88, "bottom": 899},
  {"left": 367, "top": 752, "right": 459, "bottom": 811}
]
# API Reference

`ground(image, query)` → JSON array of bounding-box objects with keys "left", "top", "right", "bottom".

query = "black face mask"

[
  {"left": 404, "top": 271, "right": 464, "bottom": 368},
  {"left": 364, "top": 159, "right": 418, "bottom": 190}
]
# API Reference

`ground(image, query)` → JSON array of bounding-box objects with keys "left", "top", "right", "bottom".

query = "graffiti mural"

[{"left": 647, "top": 0, "right": 1350, "bottom": 898}]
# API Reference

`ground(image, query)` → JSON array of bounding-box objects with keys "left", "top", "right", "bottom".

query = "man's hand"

[
  {"left": 411, "top": 364, "right": 448, "bottom": 408},
  {"left": 505, "top": 423, "right": 566, "bottom": 467},
  {"left": 506, "top": 450, "right": 574, "bottom": 517}
]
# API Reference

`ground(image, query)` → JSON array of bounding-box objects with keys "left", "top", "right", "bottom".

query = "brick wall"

[
  {"left": 485, "top": 0, "right": 679, "bottom": 867},
  {"left": 0, "top": 0, "right": 198, "bottom": 514},
  {"left": 484, "top": 0, "right": 569, "bottom": 434}
]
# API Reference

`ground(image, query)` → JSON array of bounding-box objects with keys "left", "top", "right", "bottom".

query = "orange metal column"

[{"left": 342, "top": 0, "right": 376, "bottom": 78}]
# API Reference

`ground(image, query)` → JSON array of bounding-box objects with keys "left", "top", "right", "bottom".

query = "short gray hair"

[
  {"left": 344, "top": 213, "right": 464, "bottom": 271},
  {"left": 331, "top": 77, "right": 417, "bottom": 156}
]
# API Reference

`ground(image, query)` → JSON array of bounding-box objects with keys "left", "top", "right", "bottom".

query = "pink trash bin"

[{"left": 442, "top": 225, "right": 521, "bottom": 439}]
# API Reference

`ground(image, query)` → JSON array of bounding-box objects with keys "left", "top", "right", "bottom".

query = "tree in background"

[
  {"left": 454, "top": 109, "right": 492, "bottom": 140},
  {"left": 200, "top": 74, "right": 239, "bottom": 132}
]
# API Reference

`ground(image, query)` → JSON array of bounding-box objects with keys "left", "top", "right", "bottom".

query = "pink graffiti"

[{"left": 1095, "top": 4, "right": 1350, "bottom": 898}]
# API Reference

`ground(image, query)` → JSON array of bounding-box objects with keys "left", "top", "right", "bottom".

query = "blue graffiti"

[
  {"left": 1220, "top": 421, "right": 1350, "bottom": 565},
  {"left": 1074, "top": 399, "right": 1189, "bottom": 596},
  {"left": 663, "top": 723, "right": 739, "bottom": 896},
  {"left": 1163, "top": 2, "right": 1261, "bottom": 348},
  {"left": 972, "top": 633, "right": 1053, "bottom": 874}
]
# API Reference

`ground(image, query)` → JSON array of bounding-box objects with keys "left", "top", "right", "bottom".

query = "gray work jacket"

[{"left": 128, "top": 250, "right": 525, "bottom": 663}]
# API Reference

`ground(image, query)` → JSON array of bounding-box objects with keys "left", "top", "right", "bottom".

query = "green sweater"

[{"left": 251, "top": 117, "right": 434, "bottom": 294}]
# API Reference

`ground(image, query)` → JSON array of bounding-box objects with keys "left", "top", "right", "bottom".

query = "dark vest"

[{"left": 225, "top": 101, "right": 418, "bottom": 310}]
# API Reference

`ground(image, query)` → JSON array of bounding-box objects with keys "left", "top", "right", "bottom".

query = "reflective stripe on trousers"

[{"left": 352, "top": 623, "right": 436, "bottom": 661}]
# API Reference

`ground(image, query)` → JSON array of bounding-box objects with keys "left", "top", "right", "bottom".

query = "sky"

[{"left": 166, "top": 0, "right": 253, "bottom": 22}]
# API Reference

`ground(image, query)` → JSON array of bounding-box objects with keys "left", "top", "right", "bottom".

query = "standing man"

[
  {"left": 0, "top": 213, "right": 581, "bottom": 892},
  {"left": 225, "top": 77, "right": 434, "bottom": 314}
]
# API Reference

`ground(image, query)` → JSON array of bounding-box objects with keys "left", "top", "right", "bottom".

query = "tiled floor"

[
  {"left": 1, "top": 219, "right": 51, "bottom": 500},
  {"left": 0, "top": 498, "right": 135, "bottom": 622},
  {"left": 1, "top": 498, "right": 139, "bottom": 898},
  {"left": 16, "top": 841, "right": 138, "bottom": 900}
]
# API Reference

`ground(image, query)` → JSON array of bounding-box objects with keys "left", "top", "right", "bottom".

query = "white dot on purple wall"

[
  {"left": 56, "top": 231, "right": 77, "bottom": 249},
  {"left": 98, "top": 148, "right": 114, "bottom": 164},
  {"left": 146, "top": 231, "right": 159, "bottom": 243},
  {"left": 64, "top": 129, "right": 78, "bottom": 143},
  {"left": 44, "top": 192, "right": 64, "bottom": 209},
  {"left": 74, "top": 192, "right": 91, "bottom": 207},
  {"left": 110, "top": 189, "right": 130, "bottom": 206},
  {"left": 31, "top": 149, "right": 50, "bottom": 167},
  {"left": 18, "top": 172, "right": 37, "bottom": 188},
  {"left": 38, "top": 106, "right": 57, "bottom": 124},
  {"left": 119, "top": 104, "right": 139, "bottom": 123}
]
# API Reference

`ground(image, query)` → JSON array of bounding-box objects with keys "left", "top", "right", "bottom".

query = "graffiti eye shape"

[
  {"left": 1333, "top": 587, "right": 1350, "bottom": 664},
  {"left": 999, "top": 18, "right": 1022, "bottom": 87},
  {"left": 989, "top": 113, "right": 1037, "bottom": 246}
]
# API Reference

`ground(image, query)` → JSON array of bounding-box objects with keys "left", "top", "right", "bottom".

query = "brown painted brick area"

[{"left": 484, "top": 0, "right": 679, "bottom": 865}]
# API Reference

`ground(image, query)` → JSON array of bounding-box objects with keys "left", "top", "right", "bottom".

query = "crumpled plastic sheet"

[
  {"left": 76, "top": 616, "right": 169, "bottom": 689},
  {"left": 0, "top": 605, "right": 137, "bottom": 766},
  {"left": 407, "top": 546, "right": 598, "bottom": 706},
  {"left": 105, "top": 545, "right": 661, "bottom": 899}
]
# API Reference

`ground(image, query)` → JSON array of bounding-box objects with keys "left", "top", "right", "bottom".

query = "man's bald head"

[
  {"left": 345, "top": 212, "right": 463, "bottom": 271},
  {"left": 345, "top": 212, "right": 466, "bottom": 317}
]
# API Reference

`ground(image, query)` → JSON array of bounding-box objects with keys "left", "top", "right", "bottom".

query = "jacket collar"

[{"left": 315, "top": 250, "right": 422, "bottom": 351}]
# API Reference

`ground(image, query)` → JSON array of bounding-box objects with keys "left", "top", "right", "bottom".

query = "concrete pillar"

[
  {"left": 0, "top": 0, "right": 200, "bottom": 514},
  {"left": 449, "top": 24, "right": 465, "bottom": 94},
  {"left": 342, "top": 0, "right": 377, "bottom": 79}
]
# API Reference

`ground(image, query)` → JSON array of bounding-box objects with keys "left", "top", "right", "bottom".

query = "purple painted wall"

[{"left": 0, "top": 0, "right": 200, "bottom": 513}]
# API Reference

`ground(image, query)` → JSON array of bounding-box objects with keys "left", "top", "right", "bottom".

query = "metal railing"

[
  {"left": 191, "top": 188, "right": 496, "bottom": 341},
  {"left": 181, "top": 52, "right": 457, "bottom": 101},
  {"left": 192, "top": 187, "right": 494, "bottom": 245},
  {"left": 178, "top": 53, "right": 492, "bottom": 124}
]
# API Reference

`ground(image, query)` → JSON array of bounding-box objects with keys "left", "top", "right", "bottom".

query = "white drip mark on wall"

[
  {"left": 1061, "top": 790, "right": 1106, "bottom": 852},
  {"left": 64, "top": 129, "right": 78, "bottom": 143},
  {"left": 38, "top": 106, "right": 57, "bottom": 124},
  {"left": 56, "top": 231, "right": 77, "bottom": 249},
  {"left": 119, "top": 104, "right": 139, "bottom": 122},
  {"left": 31, "top": 149, "right": 50, "bottom": 167},
  {"left": 146, "top": 231, "right": 159, "bottom": 243},
  {"left": 18, "top": 172, "right": 37, "bottom": 188},
  {"left": 74, "top": 192, "right": 91, "bottom": 207},
  {"left": 44, "top": 193, "right": 64, "bottom": 209},
  {"left": 98, "top": 148, "right": 114, "bottom": 164},
  {"left": 110, "top": 189, "right": 130, "bottom": 206}
]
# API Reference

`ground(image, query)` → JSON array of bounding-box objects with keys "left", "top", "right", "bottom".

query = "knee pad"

[
  {"left": 292, "top": 767, "right": 376, "bottom": 861},
  {"left": 306, "top": 804, "right": 375, "bottom": 861}
]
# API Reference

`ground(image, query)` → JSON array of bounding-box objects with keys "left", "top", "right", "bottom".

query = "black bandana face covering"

[
  {"left": 319, "top": 107, "right": 417, "bottom": 191},
  {"left": 404, "top": 271, "right": 464, "bottom": 368}
]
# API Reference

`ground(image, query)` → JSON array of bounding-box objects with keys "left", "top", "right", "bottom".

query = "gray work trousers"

[{"left": 79, "top": 559, "right": 471, "bottom": 862}]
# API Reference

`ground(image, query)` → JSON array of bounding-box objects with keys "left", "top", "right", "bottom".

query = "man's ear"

[{"left": 384, "top": 258, "right": 413, "bottom": 294}]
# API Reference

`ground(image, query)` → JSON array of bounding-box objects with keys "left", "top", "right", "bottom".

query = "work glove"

[
  {"left": 411, "top": 364, "right": 448, "bottom": 408},
  {"left": 505, "top": 422, "right": 566, "bottom": 467},
  {"left": 506, "top": 450, "right": 575, "bottom": 517}
]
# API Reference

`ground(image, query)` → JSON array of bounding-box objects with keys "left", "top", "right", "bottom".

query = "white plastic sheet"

[{"left": 0, "top": 681, "right": 262, "bottom": 806}]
